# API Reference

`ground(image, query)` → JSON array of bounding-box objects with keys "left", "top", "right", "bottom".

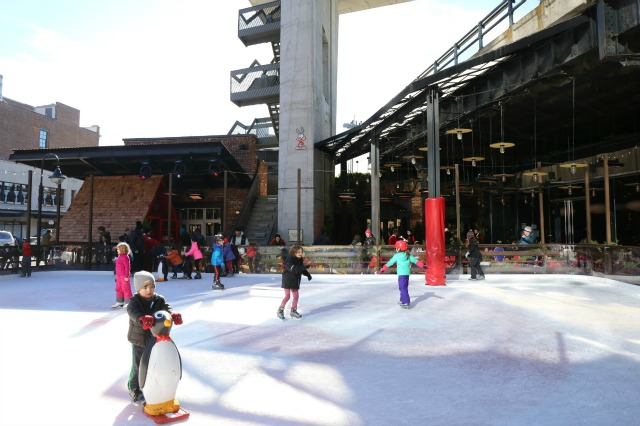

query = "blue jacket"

[
  {"left": 222, "top": 244, "right": 235, "bottom": 261},
  {"left": 211, "top": 243, "right": 224, "bottom": 266}
]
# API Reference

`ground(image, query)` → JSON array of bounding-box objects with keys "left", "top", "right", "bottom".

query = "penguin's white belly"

[{"left": 142, "top": 341, "right": 181, "bottom": 405}]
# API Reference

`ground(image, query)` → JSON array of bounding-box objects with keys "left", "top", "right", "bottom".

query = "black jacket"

[
  {"left": 281, "top": 255, "right": 311, "bottom": 290},
  {"left": 467, "top": 238, "right": 482, "bottom": 260},
  {"left": 127, "top": 293, "right": 173, "bottom": 347}
]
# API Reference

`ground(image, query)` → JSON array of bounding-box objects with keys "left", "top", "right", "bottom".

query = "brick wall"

[
  {"left": 0, "top": 99, "right": 99, "bottom": 160},
  {"left": 60, "top": 175, "right": 163, "bottom": 242}
]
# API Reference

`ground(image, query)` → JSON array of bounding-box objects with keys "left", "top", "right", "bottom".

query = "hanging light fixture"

[
  {"left": 446, "top": 96, "right": 472, "bottom": 140},
  {"left": 462, "top": 119, "right": 483, "bottom": 167},
  {"left": 489, "top": 102, "right": 516, "bottom": 154},
  {"left": 560, "top": 78, "right": 588, "bottom": 174},
  {"left": 522, "top": 97, "right": 547, "bottom": 183}
]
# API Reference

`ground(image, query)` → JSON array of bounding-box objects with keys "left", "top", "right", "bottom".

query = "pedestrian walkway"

[{"left": 0, "top": 271, "right": 638, "bottom": 425}]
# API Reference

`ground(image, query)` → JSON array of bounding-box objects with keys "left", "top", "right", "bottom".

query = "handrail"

[
  {"left": 415, "top": 0, "right": 530, "bottom": 79},
  {"left": 232, "top": 159, "right": 262, "bottom": 233}
]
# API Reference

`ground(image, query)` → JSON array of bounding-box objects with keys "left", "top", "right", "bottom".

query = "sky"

[{"left": 0, "top": 0, "right": 531, "bottom": 152}]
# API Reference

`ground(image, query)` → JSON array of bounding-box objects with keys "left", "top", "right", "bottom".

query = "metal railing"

[
  {"left": 238, "top": 0, "right": 281, "bottom": 33},
  {"left": 415, "top": 0, "right": 531, "bottom": 79},
  {"left": 4, "top": 243, "right": 640, "bottom": 286},
  {"left": 230, "top": 61, "right": 280, "bottom": 106}
]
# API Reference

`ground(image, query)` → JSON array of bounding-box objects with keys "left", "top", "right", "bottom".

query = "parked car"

[{"left": 0, "top": 231, "right": 16, "bottom": 246}]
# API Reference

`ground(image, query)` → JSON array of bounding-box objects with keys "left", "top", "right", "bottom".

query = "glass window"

[{"left": 39, "top": 130, "right": 48, "bottom": 149}]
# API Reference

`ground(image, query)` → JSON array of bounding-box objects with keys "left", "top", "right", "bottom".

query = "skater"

[
  {"left": 222, "top": 238, "right": 235, "bottom": 277},
  {"left": 184, "top": 234, "right": 203, "bottom": 279},
  {"left": 467, "top": 235, "right": 485, "bottom": 281},
  {"left": 378, "top": 240, "right": 426, "bottom": 309},
  {"left": 165, "top": 246, "right": 183, "bottom": 279},
  {"left": 20, "top": 239, "right": 32, "bottom": 277},
  {"left": 112, "top": 242, "right": 133, "bottom": 308},
  {"left": 126, "top": 271, "right": 182, "bottom": 403},
  {"left": 277, "top": 245, "right": 312, "bottom": 319},
  {"left": 210, "top": 235, "right": 225, "bottom": 290}
]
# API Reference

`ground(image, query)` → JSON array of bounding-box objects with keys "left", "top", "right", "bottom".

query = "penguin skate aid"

[
  {"left": 277, "top": 245, "right": 312, "bottom": 320},
  {"left": 125, "top": 271, "right": 190, "bottom": 422}
]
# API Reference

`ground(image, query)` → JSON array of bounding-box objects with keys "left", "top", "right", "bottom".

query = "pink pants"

[
  {"left": 115, "top": 275, "right": 133, "bottom": 300},
  {"left": 280, "top": 288, "right": 299, "bottom": 309}
]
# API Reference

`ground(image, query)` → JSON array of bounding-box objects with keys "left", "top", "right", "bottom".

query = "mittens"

[
  {"left": 140, "top": 315, "right": 154, "bottom": 330},
  {"left": 379, "top": 265, "right": 388, "bottom": 274},
  {"left": 171, "top": 312, "right": 183, "bottom": 325},
  {"left": 303, "top": 270, "right": 312, "bottom": 281}
]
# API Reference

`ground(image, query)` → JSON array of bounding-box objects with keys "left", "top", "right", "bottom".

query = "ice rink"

[{"left": 0, "top": 270, "right": 638, "bottom": 426}]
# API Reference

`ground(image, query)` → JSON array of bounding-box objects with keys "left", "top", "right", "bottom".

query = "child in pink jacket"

[
  {"left": 112, "top": 242, "right": 133, "bottom": 308},
  {"left": 184, "top": 235, "right": 203, "bottom": 279}
]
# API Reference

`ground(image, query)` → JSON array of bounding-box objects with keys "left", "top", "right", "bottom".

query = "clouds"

[{"left": 0, "top": 0, "right": 521, "bottom": 146}]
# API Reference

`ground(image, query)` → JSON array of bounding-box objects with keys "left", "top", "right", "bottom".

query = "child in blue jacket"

[
  {"left": 211, "top": 235, "right": 225, "bottom": 290},
  {"left": 379, "top": 240, "right": 426, "bottom": 309}
]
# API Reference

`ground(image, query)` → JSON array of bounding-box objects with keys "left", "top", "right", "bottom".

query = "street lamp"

[{"left": 37, "top": 153, "right": 66, "bottom": 265}]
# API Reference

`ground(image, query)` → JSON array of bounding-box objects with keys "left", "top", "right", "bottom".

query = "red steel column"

[{"left": 425, "top": 197, "right": 446, "bottom": 286}]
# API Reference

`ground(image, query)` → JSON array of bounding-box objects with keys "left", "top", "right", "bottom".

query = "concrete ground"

[{"left": 0, "top": 271, "right": 638, "bottom": 426}]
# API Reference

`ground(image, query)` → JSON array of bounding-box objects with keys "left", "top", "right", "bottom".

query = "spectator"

[
  {"left": 269, "top": 234, "right": 286, "bottom": 246},
  {"left": 229, "top": 229, "right": 249, "bottom": 273},
  {"left": 467, "top": 236, "right": 485, "bottom": 281},
  {"left": 41, "top": 229, "right": 52, "bottom": 264},
  {"left": 313, "top": 228, "right": 330, "bottom": 245},
  {"left": 245, "top": 242, "right": 257, "bottom": 273},
  {"left": 129, "top": 221, "right": 145, "bottom": 273},
  {"left": 387, "top": 229, "right": 400, "bottom": 246},
  {"left": 493, "top": 242, "right": 505, "bottom": 261},
  {"left": 363, "top": 229, "right": 376, "bottom": 246},
  {"left": 405, "top": 230, "right": 416, "bottom": 245},
  {"left": 519, "top": 226, "right": 537, "bottom": 244},
  {"left": 222, "top": 237, "right": 235, "bottom": 277}
]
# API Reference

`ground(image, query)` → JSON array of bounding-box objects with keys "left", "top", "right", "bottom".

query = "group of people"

[{"left": 465, "top": 225, "right": 539, "bottom": 280}]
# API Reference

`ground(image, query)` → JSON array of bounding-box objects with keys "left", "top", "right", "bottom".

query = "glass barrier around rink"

[{"left": 4, "top": 243, "right": 640, "bottom": 285}]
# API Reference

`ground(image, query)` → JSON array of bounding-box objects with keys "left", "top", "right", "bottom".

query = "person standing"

[
  {"left": 222, "top": 238, "right": 235, "bottom": 277},
  {"left": 467, "top": 235, "right": 485, "bottom": 280},
  {"left": 387, "top": 229, "right": 400, "bottom": 246},
  {"left": 112, "top": 242, "right": 133, "bottom": 308},
  {"left": 277, "top": 245, "right": 312, "bottom": 320},
  {"left": 269, "top": 234, "right": 286, "bottom": 246},
  {"left": 41, "top": 229, "right": 52, "bottom": 264},
  {"left": 363, "top": 229, "right": 376, "bottom": 246},
  {"left": 184, "top": 235, "right": 203, "bottom": 279},
  {"left": 20, "top": 239, "right": 32, "bottom": 277},
  {"left": 126, "top": 271, "right": 182, "bottom": 403},
  {"left": 129, "top": 221, "right": 145, "bottom": 273},
  {"left": 377, "top": 240, "right": 426, "bottom": 308},
  {"left": 519, "top": 226, "right": 537, "bottom": 244},
  {"left": 229, "top": 229, "right": 249, "bottom": 273},
  {"left": 210, "top": 235, "right": 225, "bottom": 290}
]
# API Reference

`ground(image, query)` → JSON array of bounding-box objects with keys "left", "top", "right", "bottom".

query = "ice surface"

[{"left": 0, "top": 271, "right": 638, "bottom": 425}]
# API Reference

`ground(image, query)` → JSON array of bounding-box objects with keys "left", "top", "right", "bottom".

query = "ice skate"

[
  {"left": 398, "top": 303, "right": 410, "bottom": 309},
  {"left": 277, "top": 307, "right": 285, "bottom": 320},
  {"left": 290, "top": 308, "right": 302, "bottom": 319},
  {"left": 212, "top": 280, "right": 224, "bottom": 290},
  {"left": 111, "top": 302, "right": 124, "bottom": 309}
]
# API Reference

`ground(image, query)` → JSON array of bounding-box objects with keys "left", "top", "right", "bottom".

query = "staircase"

[{"left": 244, "top": 196, "right": 278, "bottom": 245}]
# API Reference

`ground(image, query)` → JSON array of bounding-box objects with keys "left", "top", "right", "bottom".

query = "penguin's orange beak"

[{"left": 164, "top": 319, "right": 172, "bottom": 327}]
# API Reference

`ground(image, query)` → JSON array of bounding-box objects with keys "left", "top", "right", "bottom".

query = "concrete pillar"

[{"left": 278, "top": 0, "right": 337, "bottom": 245}]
